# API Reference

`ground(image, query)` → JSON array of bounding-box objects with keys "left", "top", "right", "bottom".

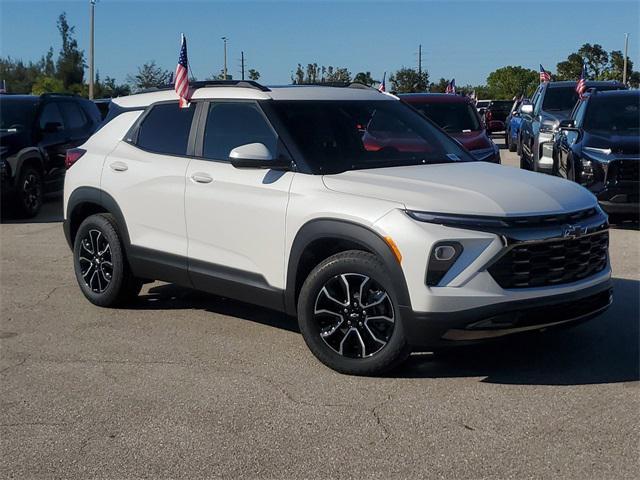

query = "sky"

[{"left": 1, "top": 0, "right": 638, "bottom": 86}]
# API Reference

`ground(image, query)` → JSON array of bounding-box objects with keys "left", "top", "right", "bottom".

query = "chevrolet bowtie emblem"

[{"left": 562, "top": 224, "right": 587, "bottom": 239}]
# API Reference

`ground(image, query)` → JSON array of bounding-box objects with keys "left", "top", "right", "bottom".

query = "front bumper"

[{"left": 401, "top": 280, "right": 612, "bottom": 348}]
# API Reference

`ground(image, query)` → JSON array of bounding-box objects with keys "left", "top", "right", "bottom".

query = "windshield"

[
  {"left": 476, "top": 101, "right": 490, "bottom": 109},
  {"left": 0, "top": 98, "right": 36, "bottom": 132},
  {"left": 584, "top": 95, "right": 640, "bottom": 133},
  {"left": 489, "top": 101, "right": 512, "bottom": 111},
  {"left": 271, "top": 100, "right": 473, "bottom": 174},
  {"left": 412, "top": 102, "right": 481, "bottom": 132},
  {"left": 543, "top": 85, "right": 622, "bottom": 112}
]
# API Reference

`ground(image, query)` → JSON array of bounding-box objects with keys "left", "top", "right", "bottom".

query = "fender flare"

[
  {"left": 284, "top": 218, "right": 412, "bottom": 316},
  {"left": 64, "top": 186, "right": 131, "bottom": 250},
  {"left": 9, "top": 148, "right": 44, "bottom": 183}
]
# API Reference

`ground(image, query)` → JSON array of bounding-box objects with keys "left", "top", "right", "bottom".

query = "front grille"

[
  {"left": 488, "top": 230, "right": 609, "bottom": 289},
  {"left": 609, "top": 160, "right": 639, "bottom": 183}
]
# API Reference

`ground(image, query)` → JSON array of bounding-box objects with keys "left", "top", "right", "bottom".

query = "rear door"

[
  {"left": 184, "top": 100, "right": 294, "bottom": 300},
  {"left": 101, "top": 101, "right": 197, "bottom": 282}
]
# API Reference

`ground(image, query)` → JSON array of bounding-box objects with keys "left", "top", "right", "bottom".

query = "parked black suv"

[
  {"left": 518, "top": 81, "right": 626, "bottom": 173},
  {"left": 1, "top": 94, "right": 101, "bottom": 217},
  {"left": 554, "top": 89, "right": 639, "bottom": 214}
]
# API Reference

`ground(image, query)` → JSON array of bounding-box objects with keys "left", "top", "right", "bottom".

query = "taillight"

[
  {"left": 486, "top": 110, "right": 493, "bottom": 121},
  {"left": 65, "top": 148, "right": 86, "bottom": 169}
]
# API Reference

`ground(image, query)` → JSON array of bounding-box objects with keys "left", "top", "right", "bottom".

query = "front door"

[{"left": 185, "top": 101, "right": 293, "bottom": 303}]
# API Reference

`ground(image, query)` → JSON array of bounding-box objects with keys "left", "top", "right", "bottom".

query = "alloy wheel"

[
  {"left": 78, "top": 229, "right": 113, "bottom": 293},
  {"left": 313, "top": 273, "right": 395, "bottom": 358},
  {"left": 21, "top": 172, "right": 42, "bottom": 212}
]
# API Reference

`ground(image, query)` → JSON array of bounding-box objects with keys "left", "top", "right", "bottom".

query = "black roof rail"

[
  {"left": 292, "top": 81, "right": 375, "bottom": 90},
  {"left": 139, "top": 80, "right": 270, "bottom": 94},
  {"left": 41, "top": 92, "right": 80, "bottom": 98}
]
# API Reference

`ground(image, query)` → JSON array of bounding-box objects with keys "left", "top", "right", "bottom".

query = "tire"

[
  {"left": 507, "top": 131, "right": 517, "bottom": 152},
  {"left": 15, "top": 166, "right": 43, "bottom": 218},
  {"left": 73, "top": 213, "right": 142, "bottom": 307},
  {"left": 297, "top": 250, "right": 410, "bottom": 376},
  {"left": 519, "top": 150, "right": 529, "bottom": 170}
]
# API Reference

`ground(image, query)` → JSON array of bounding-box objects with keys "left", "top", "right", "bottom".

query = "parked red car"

[{"left": 400, "top": 93, "right": 500, "bottom": 163}]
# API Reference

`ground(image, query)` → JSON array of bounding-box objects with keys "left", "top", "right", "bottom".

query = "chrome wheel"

[
  {"left": 78, "top": 229, "right": 113, "bottom": 293},
  {"left": 313, "top": 273, "right": 395, "bottom": 358}
]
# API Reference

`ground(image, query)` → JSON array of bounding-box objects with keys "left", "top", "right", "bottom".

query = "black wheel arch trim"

[{"left": 285, "top": 218, "right": 412, "bottom": 316}]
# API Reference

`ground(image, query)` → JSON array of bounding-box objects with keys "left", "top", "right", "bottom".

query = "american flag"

[
  {"left": 445, "top": 78, "right": 456, "bottom": 94},
  {"left": 378, "top": 72, "right": 386, "bottom": 92},
  {"left": 175, "top": 34, "right": 190, "bottom": 108},
  {"left": 539, "top": 64, "right": 551, "bottom": 83},
  {"left": 576, "top": 63, "right": 587, "bottom": 98}
]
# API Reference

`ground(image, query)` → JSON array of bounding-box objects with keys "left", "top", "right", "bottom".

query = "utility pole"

[
  {"left": 623, "top": 33, "right": 629, "bottom": 85},
  {"left": 241, "top": 51, "right": 245, "bottom": 80},
  {"left": 418, "top": 44, "right": 422, "bottom": 76},
  {"left": 89, "top": 0, "right": 96, "bottom": 99},
  {"left": 221, "top": 36, "right": 228, "bottom": 80}
]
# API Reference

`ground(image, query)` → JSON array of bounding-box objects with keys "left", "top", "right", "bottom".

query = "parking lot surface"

[{"left": 1, "top": 139, "right": 639, "bottom": 479}]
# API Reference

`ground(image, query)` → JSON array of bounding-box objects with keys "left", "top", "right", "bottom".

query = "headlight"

[
  {"left": 407, "top": 210, "right": 508, "bottom": 229},
  {"left": 470, "top": 146, "right": 498, "bottom": 161},
  {"left": 539, "top": 122, "right": 556, "bottom": 134}
]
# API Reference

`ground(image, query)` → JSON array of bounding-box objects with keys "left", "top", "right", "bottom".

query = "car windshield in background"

[
  {"left": 0, "top": 98, "right": 36, "bottom": 132},
  {"left": 543, "top": 87, "right": 580, "bottom": 112},
  {"left": 584, "top": 96, "right": 640, "bottom": 133},
  {"left": 476, "top": 101, "right": 490, "bottom": 109},
  {"left": 271, "top": 100, "right": 473, "bottom": 174},
  {"left": 489, "top": 101, "right": 512, "bottom": 111},
  {"left": 413, "top": 102, "right": 481, "bottom": 133}
]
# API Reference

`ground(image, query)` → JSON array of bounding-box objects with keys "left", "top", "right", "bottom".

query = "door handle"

[
  {"left": 191, "top": 173, "right": 213, "bottom": 184},
  {"left": 109, "top": 161, "right": 128, "bottom": 172}
]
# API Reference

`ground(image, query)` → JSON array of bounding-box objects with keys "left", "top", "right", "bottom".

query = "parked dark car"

[
  {"left": 400, "top": 93, "right": 500, "bottom": 163},
  {"left": 483, "top": 100, "right": 512, "bottom": 133},
  {"left": 554, "top": 89, "right": 639, "bottom": 214},
  {"left": 518, "top": 81, "right": 626, "bottom": 173},
  {"left": 504, "top": 98, "right": 527, "bottom": 152},
  {"left": 1, "top": 93, "right": 101, "bottom": 217}
]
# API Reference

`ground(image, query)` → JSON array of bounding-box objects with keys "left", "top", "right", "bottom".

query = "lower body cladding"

[{"left": 374, "top": 208, "right": 612, "bottom": 349}]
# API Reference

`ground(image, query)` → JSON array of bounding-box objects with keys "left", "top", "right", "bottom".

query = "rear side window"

[
  {"left": 135, "top": 102, "right": 196, "bottom": 156},
  {"left": 60, "top": 102, "right": 87, "bottom": 129},
  {"left": 39, "top": 102, "right": 65, "bottom": 129},
  {"left": 202, "top": 102, "right": 277, "bottom": 160}
]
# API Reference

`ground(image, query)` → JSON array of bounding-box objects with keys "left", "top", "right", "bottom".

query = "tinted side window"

[
  {"left": 202, "top": 102, "right": 277, "bottom": 160},
  {"left": 60, "top": 102, "right": 87, "bottom": 129},
  {"left": 573, "top": 101, "right": 588, "bottom": 128},
  {"left": 39, "top": 102, "right": 64, "bottom": 129},
  {"left": 136, "top": 102, "right": 196, "bottom": 156}
]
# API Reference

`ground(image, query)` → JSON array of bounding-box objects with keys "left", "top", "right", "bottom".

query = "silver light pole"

[
  {"left": 89, "top": 0, "right": 96, "bottom": 99},
  {"left": 221, "top": 36, "right": 228, "bottom": 80},
  {"left": 623, "top": 33, "right": 629, "bottom": 85}
]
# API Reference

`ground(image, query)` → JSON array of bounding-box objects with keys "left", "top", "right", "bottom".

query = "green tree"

[
  {"left": 556, "top": 53, "right": 583, "bottom": 80},
  {"left": 325, "top": 66, "right": 351, "bottom": 83},
  {"left": 31, "top": 76, "right": 65, "bottom": 95},
  {"left": 353, "top": 71, "right": 375, "bottom": 86},
  {"left": 579, "top": 43, "right": 609, "bottom": 79},
  {"left": 486, "top": 65, "right": 538, "bottom": 99},
  {"left": 128, "top": 61, "right": 170, "bottom": 91},
  {"left": 604, "top": 50, "right": 634, "bottom": 83},
  {"left": 247, "top": 69, "right": 260, "bottom": 81},
  {"left": 55, "top": 12, "right": 85, "bottom": 88},
  {"left": 389, "top": 67, "right": 429, "bottom": 93},
  {"left": 430, "top": 77, "right": 449, "bottom": 93}
]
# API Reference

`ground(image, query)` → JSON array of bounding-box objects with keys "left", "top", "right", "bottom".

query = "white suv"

[{"left": 63, "top": 81, "right": 612, "bottom": 375}]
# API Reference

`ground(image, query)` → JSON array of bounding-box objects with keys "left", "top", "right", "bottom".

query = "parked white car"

[{"left": 63, "top": 81, "right": 612, "bottom": 375}]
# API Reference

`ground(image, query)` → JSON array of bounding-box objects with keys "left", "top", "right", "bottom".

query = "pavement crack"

[{"left": 0, "top": 355, "right": 28, "bottom": 376}]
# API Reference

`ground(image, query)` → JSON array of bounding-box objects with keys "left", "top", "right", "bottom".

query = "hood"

[
  {"left": 585, "top": 131, "right": 640, "bottom": 155},
  {"left": 541, "top": 110, "right": 571, "bottom": 125},
  {"left": 323, "top": 162, "right": 596, "bottom": 217},
  {"left": 449, "top": 130, "right": 492, "bottom": 151}
]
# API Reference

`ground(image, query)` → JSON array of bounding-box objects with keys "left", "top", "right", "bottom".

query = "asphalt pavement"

[{"left": 1, "top": 137, "right": 639, "bottom": 479}]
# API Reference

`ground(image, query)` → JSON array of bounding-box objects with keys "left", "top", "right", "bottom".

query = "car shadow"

[
  {"left": 131, "top": 277, "right": 638, "bottom": 386},
  {"left": 0, "top": 194, "right": 63, "bottom": 224}
]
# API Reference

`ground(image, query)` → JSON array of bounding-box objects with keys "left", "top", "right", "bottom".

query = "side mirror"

[
  {"left": 520, "top": 103, "right": 533, "bottom": 115},
  {"left": 229, "top": 142, "right": 290, "bottom": 170},
  {"left": 42, "top": 121, "right": 62, "bottom": 133}
]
